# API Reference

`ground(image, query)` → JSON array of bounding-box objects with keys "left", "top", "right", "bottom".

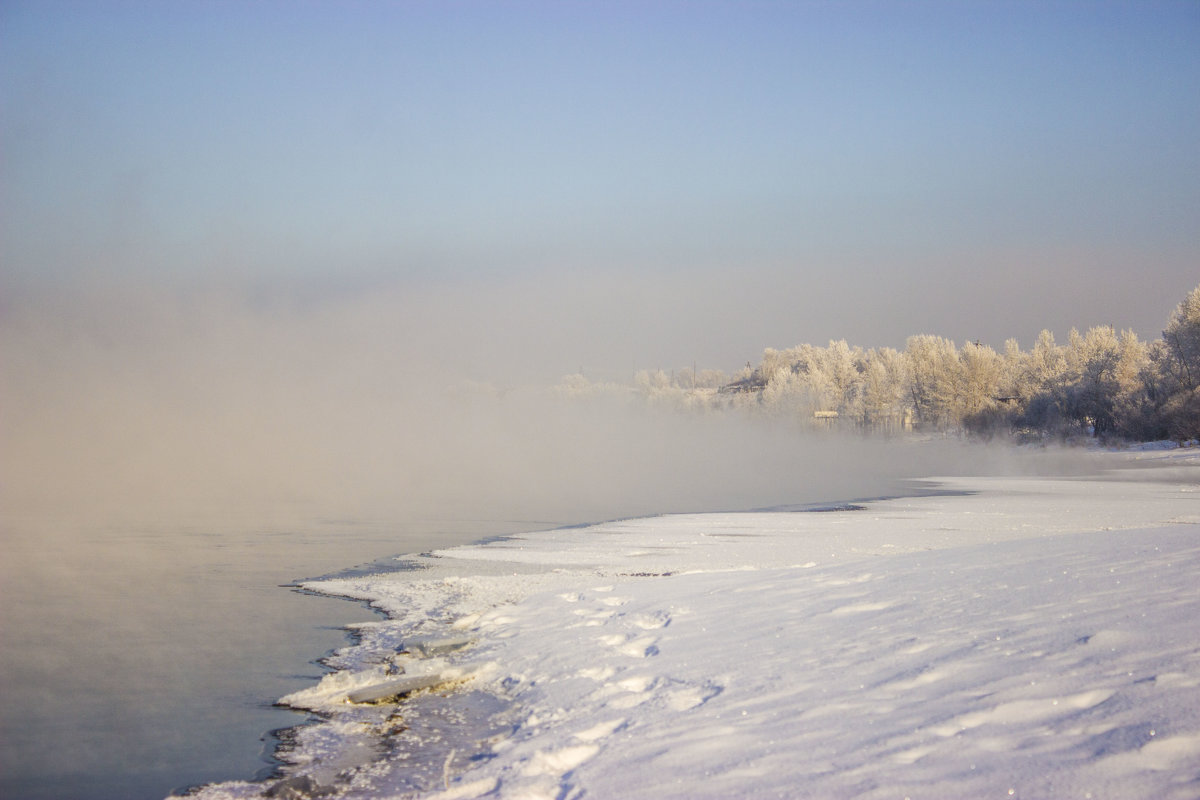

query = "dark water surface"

[{"left": 0, "top": 513, "right": 550, "bottom": 800}]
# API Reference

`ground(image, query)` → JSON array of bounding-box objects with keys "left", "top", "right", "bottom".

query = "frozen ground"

[{"left": 189, "top": 449, "right": 1200, "bottom": 800}]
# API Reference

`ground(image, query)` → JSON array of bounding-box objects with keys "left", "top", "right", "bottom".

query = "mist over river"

[{"left": 0, "top": 288, "right": 1106, "bottom": 799}]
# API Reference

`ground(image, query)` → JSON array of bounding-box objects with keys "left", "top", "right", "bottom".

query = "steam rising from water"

[
  {"left": 0, "top": 278, "right": 1104, "bottom": 800},
  {"left": 2, "top": 280, "right": 1091, "bottom": 533}
]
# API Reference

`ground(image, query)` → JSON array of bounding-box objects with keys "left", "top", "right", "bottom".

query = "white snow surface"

[{"left": 188, "top": 451, "right": 1200, "bottom": 800}]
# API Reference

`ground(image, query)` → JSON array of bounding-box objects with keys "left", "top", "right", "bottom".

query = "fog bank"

[{"left": 2, "top": 282, "right": 1103, "bottom": 532}]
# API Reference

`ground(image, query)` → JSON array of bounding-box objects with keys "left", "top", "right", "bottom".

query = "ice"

[
  {"left": 185, "top": 450, "right": 1200, "bottom": 799},
  {"left": 346, "top": 675, "right": 459, "bottom": 705}
]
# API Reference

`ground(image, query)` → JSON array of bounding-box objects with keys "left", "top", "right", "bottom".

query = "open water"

[{"left": 0, "top": 512, "right": 551, "bottom": 800}]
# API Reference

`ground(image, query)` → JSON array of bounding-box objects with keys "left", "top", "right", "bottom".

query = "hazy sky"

[{"left": 3, "top": 0, "right": 1198, "bottom": 375}]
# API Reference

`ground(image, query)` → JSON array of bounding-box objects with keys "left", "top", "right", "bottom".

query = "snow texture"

[{"left": 186, "top": 450, "right": 1200, "bottom": 800}]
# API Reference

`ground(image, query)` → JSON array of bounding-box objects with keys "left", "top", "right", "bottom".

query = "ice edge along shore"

[{"left": 190, "top": 449, "right": 1200, "bottom": 800}]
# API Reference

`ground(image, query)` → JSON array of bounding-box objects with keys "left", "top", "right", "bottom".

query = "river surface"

[{"left": 0, "top": 511, "right": 558, "bottom": 800}]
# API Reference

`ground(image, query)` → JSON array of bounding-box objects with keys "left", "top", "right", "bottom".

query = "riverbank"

[{"left": 190, "top": 447, "right": 1200, "bottom": 799}]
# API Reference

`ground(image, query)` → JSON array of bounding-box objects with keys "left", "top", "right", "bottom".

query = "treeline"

[{"left": 624, "top": 284, "right": 1200, "bottom": 443}]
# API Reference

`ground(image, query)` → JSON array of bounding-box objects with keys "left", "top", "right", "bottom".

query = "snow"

[{"left": 186, "top": 450, "right": 1200, "bottom": 800}]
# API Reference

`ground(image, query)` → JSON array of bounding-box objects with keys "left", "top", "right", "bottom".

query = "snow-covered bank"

[{"left": 189, "top": 451, "right": 1200, "bottom": 800}]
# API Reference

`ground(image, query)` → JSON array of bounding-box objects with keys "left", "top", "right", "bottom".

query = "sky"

[
  {"left": 2, "top": 1, "right": 1200, "bottom": 525},
  {"left": 3, "top": 0, "right": 1198, "bottom": 375}
]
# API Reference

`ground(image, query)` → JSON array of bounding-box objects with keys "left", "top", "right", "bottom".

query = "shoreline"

[
  {"left": 187, "top": 448, "right": 1200, "bottom": 796},
  {"left": 187, "top": 480, "right": 964, "bottom": 799}
]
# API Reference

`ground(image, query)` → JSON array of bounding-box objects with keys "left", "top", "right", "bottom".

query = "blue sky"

[{"left": 3, "top": 1, "right": 1198, "bottom": 373}]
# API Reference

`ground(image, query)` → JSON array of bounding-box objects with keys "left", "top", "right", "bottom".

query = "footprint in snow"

[
  {"left": 590, "top": 673, "right": 656, "bottom": 708},
  {"left": 619, "top": 636, "right": 660, "bottom": 658},
  {"left": 627, "top": 611, "right": 671, "bottom": 630},
  {"left": 567, "top": 607, "right": 616, "bottom": 629},
  {"left": 573, "top": 718, "right": 627, "bottom": 743},
  {"left": 520, "top": 743, "right": 599, "bottom": 778},
  {"left": 615, "top": 674, "right": 655, "bottom": 693},
  {"left": 608, "top": 691, "right": 653, "bottom": 709},
  {"left": 577, "top": 666, "right": 616, "bottom": 682},
  {"left": 665, "top": 682, "right": 722, "bottom": 712},
  {"left": 597, "top": 633, "right": 660, "bottom": 658}
]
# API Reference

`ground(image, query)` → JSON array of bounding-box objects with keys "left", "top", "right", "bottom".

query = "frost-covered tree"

[
  {"left": 1065, "top": 327, "right": 1118, "bottom": 434},
  {"left": 860, "top": 347, "right": 908, "bottom": 433},
  {"left": 756, "top": 342, "right": 862, "bottom": 424},
  {"left": 1014, "top": 330, "right": 1069, "bottom": 436},
  {"left": 1108, "top": 330, "right": 1163, "bottom": 441},
  {"left": 633, "top": 367, "right": 731, "bottom": 413},
  {"left": 1027, "top": 330, "right": 1067, "bottom": 393},
  {"left": 760, "top": 365, "right": 813, "bottom": 421},
  {"left": 758, "top": 344, "right": 826, "bottom": 422},
  {"left": 905, "top": 335, "right": 961, "bottom": 430},
  {"left": 694, "top": 368, "right": 729, "bottom": 390},
  {"left": 816, "top": 340, "right": 864, "bottom": 419},
  {"left": 635, "top": 369, "right": 674, "bottom": 394},
  {"left": 1158, "top": 285, "right": 1200, "bottom": 439},
  {"left": 759, "top": 348, "right": 792, "bottom": 382},
  {"left": 1162, "top": 286, "right": 1200, "bottom": 394},
  {"left": 958, "top": 341, "right": 1005, "bottom": 436},
  {"left": 723, "top": 282, "right": 1200, "bottom": 441},
  {"left": 959, "top": 342, "right": 1002, "bottom": 414},
  {"left": 1000, "top": 338, "right": 1026, "bottom": 400}
]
